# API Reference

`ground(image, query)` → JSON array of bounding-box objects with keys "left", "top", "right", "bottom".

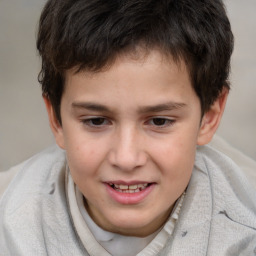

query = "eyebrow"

[
  {"left": 138, "top": 102, "right": 187, "bottom": 113},
  {"left": 72, "top": 101, "right": 187, "bottom": 114},
  {"left": 72, "top": 102, "right": 111, "bottom": 112}
]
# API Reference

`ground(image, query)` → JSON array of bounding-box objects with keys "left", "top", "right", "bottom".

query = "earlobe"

[
  {"left": 43, "top": 97, "right": 65, "bottom": 149},
  {"left": 197, "top": 88, "right": 229, "bottom": 145}
]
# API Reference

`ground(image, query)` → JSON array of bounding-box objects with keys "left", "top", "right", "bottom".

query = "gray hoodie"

[{"left": 0, "top": 145, "right": 256, "bottom": 255}]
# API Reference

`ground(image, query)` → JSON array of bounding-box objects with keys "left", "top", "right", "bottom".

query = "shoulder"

[
  {"left": 209, "top": 135, "right": 256, "bottom": 188},
  {"left": 0, "top": 146, "right": 77, "bottom": 254},
  {"left": 196, "top": 144, "right": 256, "bottom": 251},
  {"left": 0, "top": 145, "right": 66, "bottom": 199},
  {"left": 0, "top": 163, "right": 22, "bottom": 198},
  {"left": 167, "top": 143, "right": 256, "bottom": 255},
  {"left": 0, "top": 145, "right": 67, "bottom": 209},
  {"left": 195, "top": 143, "right": 256, "bottom": 214},
  {"left": 196, "top": 142, "right": 256, "bottom": 196}
]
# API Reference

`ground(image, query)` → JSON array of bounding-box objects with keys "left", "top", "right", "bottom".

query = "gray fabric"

[
  {"left": 0, "top": 145, "right": 256, "bottom": 255},
  {"left": 209, "top": 135, "right": 256, "bottom": 188},
  {"left": 0, "top": 146, "right": 88, "bottom": 256},
  {"left": 161, "top": 146, "right": 256, "bottom": 255}
]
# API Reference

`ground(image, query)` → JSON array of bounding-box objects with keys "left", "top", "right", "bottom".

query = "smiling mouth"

[{"left": 108, "top": 183, "right": 152, "bottom": 193}]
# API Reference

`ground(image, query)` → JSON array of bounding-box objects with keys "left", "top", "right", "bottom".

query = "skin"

[{"left": 45, "top": 50, "right": 228, "bottom": 237}]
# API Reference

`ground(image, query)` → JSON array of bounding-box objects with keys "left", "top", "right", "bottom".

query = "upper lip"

[{"left": 105, "top": 180, "right": 153, "bottom": 185}]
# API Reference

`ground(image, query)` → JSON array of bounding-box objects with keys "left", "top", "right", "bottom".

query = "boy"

[{"left": 1, "top": 0, "right": 256, "bottom": 255}]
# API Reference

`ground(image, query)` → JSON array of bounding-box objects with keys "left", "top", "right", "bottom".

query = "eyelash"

[
  {"left": 146, "top": 117, "right": 175, "bottom": 128},
  {"left": 81, "top": 117, "right": 111, "bottom": 127},
  {"left": 81, "top": 116, "right": 175, "bottom": 129}
]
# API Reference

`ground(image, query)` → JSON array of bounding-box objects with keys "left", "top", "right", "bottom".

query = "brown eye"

[
  {"left": 146, "top": 117, "right": 175, "bottom": 129},
  {"left": 90, "top": 118, "right": 106, "bottom": 126},
  {"left": 152, "top": 118, "right": 168, "bottom": 126},
  {"left": 82, "top": 117, "right": 110, "bottom": 127}
]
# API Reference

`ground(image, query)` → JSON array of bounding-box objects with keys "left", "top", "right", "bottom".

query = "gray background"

[{"left": 0, "top": 0, "right": 256, "bottom": 172}]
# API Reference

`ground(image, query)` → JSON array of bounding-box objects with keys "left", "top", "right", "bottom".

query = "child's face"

[{"left": 51, "top": 50, "right": 206, "bottom": 236}]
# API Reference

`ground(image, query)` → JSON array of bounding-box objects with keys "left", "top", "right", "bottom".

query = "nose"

[{"left": 108, "top": 127, "right": 147, "bottom": 171}]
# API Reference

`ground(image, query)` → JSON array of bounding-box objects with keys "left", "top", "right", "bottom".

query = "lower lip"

[{"left": 105, "top": 184, "right": 155, "bottom": 205}]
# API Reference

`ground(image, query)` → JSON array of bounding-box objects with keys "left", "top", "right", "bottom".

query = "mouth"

[
  {"left": 108, "top": 183, "right": 152, "bottom": 193},
  {"left": 105, "top": 182, "right": 155, "bottom": 205}
]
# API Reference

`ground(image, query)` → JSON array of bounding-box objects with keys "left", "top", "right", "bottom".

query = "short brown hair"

[{"left": 37, "top": 0, "right": 234, "bottom": 123}]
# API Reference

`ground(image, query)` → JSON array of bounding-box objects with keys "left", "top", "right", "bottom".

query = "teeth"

[
  {"left": 119, "top": 184, "right": 129, "bottom": 190},
  {"left": 110, "top": 183, "right": 149, "bottom": 193},
  {"left": 129, "top": 185, "right": 138, "bottom": 190}
]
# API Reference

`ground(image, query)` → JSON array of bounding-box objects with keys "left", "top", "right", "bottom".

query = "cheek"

[
  {"left": 155, "top": 133, "right": 197, "bottom": 160},
  {"left": 65, "top": 144, "right": 105, "bottom": 201},
  {"left": 152, "top": 133, "right": 197, "bottom": 181},
  {"left": 65, "top": 139, "right": 104, "bottom": 179}
]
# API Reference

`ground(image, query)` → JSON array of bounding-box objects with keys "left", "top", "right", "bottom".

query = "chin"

[{"left": 105, "top": 211, "right": 161, "bottom": 237}]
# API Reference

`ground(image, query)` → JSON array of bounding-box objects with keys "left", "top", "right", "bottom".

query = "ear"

[
  {"left": 43, "top": 97, "right": 65, "bottom": 149},
  {"left": 197, "top": 88, "right": 229, "bottom": 145}
]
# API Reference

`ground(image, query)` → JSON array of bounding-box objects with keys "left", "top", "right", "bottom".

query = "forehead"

[
  {"left": 63, "top": 49, "right": 197, "bottom": 109},
  {"left": 68, "top": 47, "right": 188, "bottom": 81}
]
